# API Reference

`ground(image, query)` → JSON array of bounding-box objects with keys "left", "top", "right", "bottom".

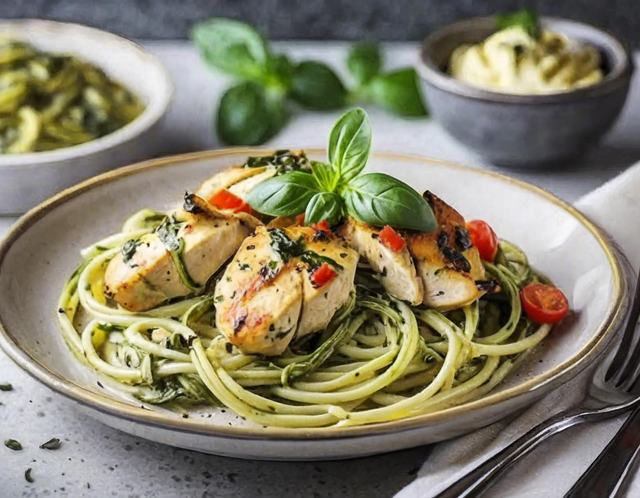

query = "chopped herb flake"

[
  {"left": 39, "top": 438, "right": 61, "bottom": 450},
  {"left": 5, "top": 439, "right": 22, "bottom": 451}
]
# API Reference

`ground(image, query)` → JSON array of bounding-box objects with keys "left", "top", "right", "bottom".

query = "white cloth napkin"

[{"left": 397, "top": 162, "right": 640, "bottom": 498}]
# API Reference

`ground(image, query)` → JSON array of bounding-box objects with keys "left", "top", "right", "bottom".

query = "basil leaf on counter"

[
  {"left": 289, "top": 62, "right": 348, "bottom": 110},
  {"left": 192, "top": 19, "right": 270, "bottom": 80},
  {"left": 347, "top": 42, "right": 382, "bottom": 85},
  {"left": 367, "top": 68, "right": 427, "bottom": 117},
  {"left": 495, "top": 8, "right": 540, "bottom": 39},
  {"left": 264, "top": 54, "right": 294, "bottom": 89},
  {"left": 216, "top": 82, "right": 286, "bottom": 145},
  {"left": 246, "top": 171, "right": 320, "bottom": 216},
  {"left": 328, "top": 108, "right": 371, "bottom": 185},
  {"left": 342, "top": 173, "right": 436, "bottom": 231},
  {"left": 305, "top": 192, "right": 345, "bottom": 226}
]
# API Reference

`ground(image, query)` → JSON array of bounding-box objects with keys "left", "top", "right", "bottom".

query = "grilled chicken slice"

[
  {"left": 104, "top": 195, "right": 260, "bottom": 312},
  {"left": 215, "top": 226, "right": 358, "bottom": 356},
  {"left": 404, "top": 191, "right": 486, "bottom": 311},
  {"left": 197, "top": 150, "right": 309, "bottom": 206},
  {"left": 296, "top": 228, "right": 359, "bottom": 336},
  {"left": 196, "top": 165, "right": 270, "bottom": 202},
  {"left": 337, "top": 218, "right": 424, "bottom": 305}
]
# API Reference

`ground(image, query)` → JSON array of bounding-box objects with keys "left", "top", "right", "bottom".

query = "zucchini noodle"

[{"left": 56, "top": 210, "right": 553, "bottom": 428}]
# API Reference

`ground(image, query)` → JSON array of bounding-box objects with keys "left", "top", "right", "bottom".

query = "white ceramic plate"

[{"left": 0, "top": 150, "right": 629, "bottom": 460}]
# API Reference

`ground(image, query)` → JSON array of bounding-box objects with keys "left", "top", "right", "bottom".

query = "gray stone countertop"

[{"left": 1, "top": 41, "right": 639, "bottom": 498}]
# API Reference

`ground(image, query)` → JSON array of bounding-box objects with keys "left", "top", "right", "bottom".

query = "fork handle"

[
  {"left": 564, "top": 405, "right": 640, "bottom": 498},
  {"left": 435, "top": 409, "right": 587, "bottom": 498}
]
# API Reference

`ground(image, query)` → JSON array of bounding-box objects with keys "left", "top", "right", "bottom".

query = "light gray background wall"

[{"left": 5, "top": 0, "right": 640, "bottom": 46}]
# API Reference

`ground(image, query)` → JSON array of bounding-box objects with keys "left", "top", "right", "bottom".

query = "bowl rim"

[
  {"left": 418, "top": 16, "right": 634, "bottom": 104},
  {"left": 0, "top": 148, "right": 628, "bottom": 441},
  {"left": 0, "top": 18, "right": 174, "bottom": 169}
]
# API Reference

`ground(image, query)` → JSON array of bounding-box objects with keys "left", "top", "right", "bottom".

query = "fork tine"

[{"left": 607, "top": 269, "right": 640, "bottom": 385}]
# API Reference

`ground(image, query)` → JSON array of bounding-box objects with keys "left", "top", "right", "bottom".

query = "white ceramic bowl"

[
  {"left": 0, "top": 150, "right": 630, "bottom": 460},
  {"left": 0, "top": 19, "right": 173, "bottom": 215}
]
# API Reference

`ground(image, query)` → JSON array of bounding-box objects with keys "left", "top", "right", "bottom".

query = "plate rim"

[{"left": 0, "top": 148, "right": 628, "bottom": 441}]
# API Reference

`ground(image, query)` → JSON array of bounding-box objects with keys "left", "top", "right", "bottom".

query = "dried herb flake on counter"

[
  {"left": 39, "top": 438, "right": 62, "bottom": 450},
  {"left": 4, "top": 439, "right": 22, "bottom": 451}
]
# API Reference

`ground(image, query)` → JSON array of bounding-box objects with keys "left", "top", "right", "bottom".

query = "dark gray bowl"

[{"left": 418, "top": 17, "right": 634, "bottom": 167}]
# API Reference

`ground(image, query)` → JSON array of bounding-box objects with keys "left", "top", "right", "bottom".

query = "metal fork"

[{"left": 435, "top": 265, "right": 640, "bottom": 498}]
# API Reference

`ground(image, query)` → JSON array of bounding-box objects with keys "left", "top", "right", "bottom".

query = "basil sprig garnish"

[
  {"left": 192, "top": 19, "right": 427, "bottom": 146},
  {"left": 246, "top": 109, "right": 437, "bottom": 231}
]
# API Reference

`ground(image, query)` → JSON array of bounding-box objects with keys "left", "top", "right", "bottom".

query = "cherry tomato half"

[
  {"left": 466, "top": 220, "right": 499, "bottom": 262},
  {"left": 208, "top": 189, "right": 252, "bottom": 214},
  {"left": 310, "top": 263, "right": 337, "bottom": 287},
  {"left": 311, "top": 220, "right": 331, "bottom": 233},
  {"left": 379, "top": 225, "right": 406, "bottom": 252},
  {"left": 520, "top": 284, "right": 569, "bottom": 324}
]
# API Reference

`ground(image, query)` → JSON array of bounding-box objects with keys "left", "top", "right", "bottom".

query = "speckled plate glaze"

[{"left": 0, "top": 150, "right": 630, "bottom": 460}]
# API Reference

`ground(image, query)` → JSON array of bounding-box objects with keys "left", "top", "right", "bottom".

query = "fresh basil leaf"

[
  {"left": 310, "top": 160, "right": 336, "bottom": 191},
  {"left": 305, "top": 192, "right": 345, "bottom": 226},
  {"left": 343, "top": 173, "right": 436, "bottom": 231},
  {"left": 192, "top": 18, "right": 270, "bottom": 80},
  {"left": 289, "top": 61, "right": 347, "bottom": 110},
  {"left": 246, "top": 171, "right": 320, "bottom": 216},
  {"left": 328, "top": 108, "right": 371, "bottom": 184},
  {"left": 216, "top": 82, "right": 286, "bottom": 146},
  {"left": 347, "top": 42, "right": 382, "bottom": 85},
  {"left": 495, "top": 8, "right": 540, "bottom": 38},
  {"left": 367, "top": 68, "right": 427, "bottom": 117}
]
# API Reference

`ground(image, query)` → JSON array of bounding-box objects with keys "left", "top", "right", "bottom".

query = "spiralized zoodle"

[
  {"left": 57, "top": 209, "right": 552, "bottom": 428},
  {"left": 0, "top": 40, "right": 144, "bottom": 153}
]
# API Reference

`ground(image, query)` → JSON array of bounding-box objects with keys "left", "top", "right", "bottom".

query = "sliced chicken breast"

[
  {"left": 214, "top": 227, "right": 304, "bottom": 355},
  {"left": 296, "top": 227, "right": 359, "bottom": 337},
  {"left": 196, "top": 166, "right": 269, "bottom": 201},
  {"left": 215, "top": 226, "right": 359, "bottom": 355},
  {"left": 404, "top": 191, "right": 486, "bottom": 311},
  {"left": 104, "top": 194, "right": 259, "bottom": 312},
  {"left": 337, "top": 218, "right": 424, "bottom": 305}
]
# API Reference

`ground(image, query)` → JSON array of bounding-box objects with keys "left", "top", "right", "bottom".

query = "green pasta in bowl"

[
  {"left": 56, "top": 109, "right": 570, "bottom": 428},
  {"left": 0, "top": 19, "right": 172, "bottom": 215},
  {"left": 0, "top": 40, "right": 144, "bottom": 154}
]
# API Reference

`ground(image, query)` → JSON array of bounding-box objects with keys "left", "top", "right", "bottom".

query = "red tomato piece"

[
  {"left": 310, "top": 263, "right": 337, "bottom": 287},
  {"left": 311, "top": 220, "right": 331, "bottom": 233},
  {"left": 379, "top": 225, "right": 406, "bottom": 252},
  {"left": 466, "top": 220, "right": 499, "bottom": 261},
  {"left": 208, "top": 189, "right": 252, "bottom": 214},
  {"left": 295, "top": 214, "right": 306, "bottom": 225},
  {"left": 520, "top": 284, "right": 569, "bottom": 324}
]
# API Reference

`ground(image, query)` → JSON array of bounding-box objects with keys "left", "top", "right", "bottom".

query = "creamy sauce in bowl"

[{"left": 449, "top": 26, "right": 604, "bottom": 94}]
